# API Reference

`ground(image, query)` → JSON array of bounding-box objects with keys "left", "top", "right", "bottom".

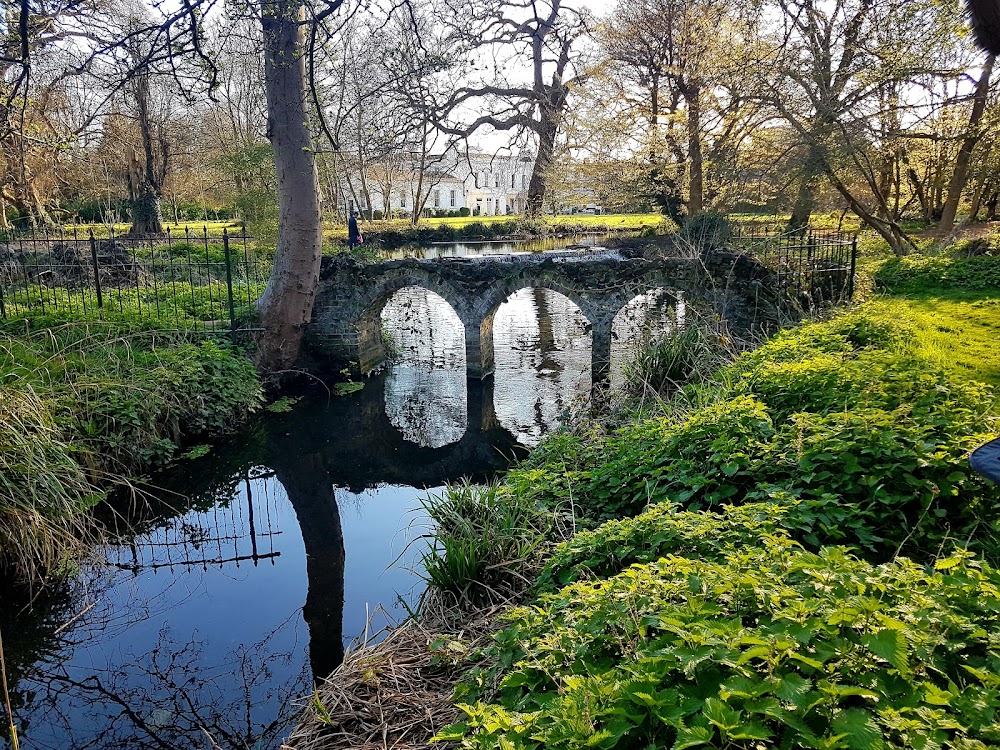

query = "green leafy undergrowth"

[
  {"left": 537, "top": 502, "right": 791, "bottom": 592},
  {"left": 65, "top": 339, "right": 264, "bottom": 469},
  {"left": 0, "top": 327, "right": 263, "bottom": 577},
  {"left": 505, "top": 310, "right": 999, "bottom": 559},
  {"left": 442, "top": 545, "right": 1000, "bottom": 750},
  {"left": 874, "top": 254, "right": 1000, "bottom": 294}
]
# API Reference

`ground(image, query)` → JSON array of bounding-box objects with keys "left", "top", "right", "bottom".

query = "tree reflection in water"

[
  {"left": 29, "top": 616, "right": 309, "bottom": 750},
  {"left": 491, "top": 288, "right": 592, "bottom": 446},
  {"left": 2, "top": 278, "right": 676, "bottom": 750}
]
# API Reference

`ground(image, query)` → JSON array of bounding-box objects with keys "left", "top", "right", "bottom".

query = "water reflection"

[
  {"left": 380, "top": 233, "right": 611, "bottom": 260},
  {"left": 382, "top": 288, "right": 468, "bottom": 447},
  {"left": 2, "top": 273, "right": 678, "bottom": 750},
  {"left": 492, "top": 288, "right": 592, "bottom": 446},
  {"left": 1, "top": 378, "right": 521, "bottom": 750}
]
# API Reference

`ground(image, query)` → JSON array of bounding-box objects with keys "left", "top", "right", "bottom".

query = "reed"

[
  {"left": 416, "top": 479, "right": 563, "bottom": 607},
  {"left": 0, "top": 625, "right": 19, "bottom": 750}
]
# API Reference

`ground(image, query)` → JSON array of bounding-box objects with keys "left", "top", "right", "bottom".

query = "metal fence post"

[
  {"left": 223, "top": 228, "right": 237, "bottom": 338},
  {"left": 89, "top": 230, "right": 104, "bottom": 309},
  {"left": 848, "top": 236, "right": 858, "bottom": 300}
]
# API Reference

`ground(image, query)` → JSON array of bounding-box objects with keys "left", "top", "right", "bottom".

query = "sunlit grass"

[
  {"left": 53, "top": 220, "right": 241, "bottom": 238},
  {"left": 865, "top": 292, "right": 1000, "bottom": 386}
]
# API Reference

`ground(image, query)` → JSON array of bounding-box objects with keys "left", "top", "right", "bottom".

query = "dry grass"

[{"left": 285, "top": 602, "right": 506, "bottom": 750}]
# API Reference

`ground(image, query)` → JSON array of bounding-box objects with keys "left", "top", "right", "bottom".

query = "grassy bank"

[
  {"left": 438, "top": 254, "right": 1000, "bottom": 749},
  {"left": 48, "top": 213, "right": 670, "bottom": 242},
  {"left": 297, "top": 249, "right": 1000, "bottom": 749},
  {"left": 0, "top": 325, "right": 262, "bottom": 581}
]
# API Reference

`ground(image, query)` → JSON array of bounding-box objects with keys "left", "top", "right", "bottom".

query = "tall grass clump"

[
  {"left": 0, "top": 386, "right": 100, "bottom": 582},
  {"left": 623, "top": 319, "right": 731, "bottom": 397},
  {"left": 417, "top": 479, "right": 565, "bottom": 607},
  {"left": 0, "top": 326, "right": 263, "bottom": 580}
]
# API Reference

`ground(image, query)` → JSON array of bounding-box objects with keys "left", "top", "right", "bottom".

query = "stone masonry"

[{"left": 305, "top": 249, "right": 784, "bottom": 379}]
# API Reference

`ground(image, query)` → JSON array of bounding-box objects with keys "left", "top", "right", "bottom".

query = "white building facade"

[{"left": 343, "top": 148, "right": 535, "bottom": 218}]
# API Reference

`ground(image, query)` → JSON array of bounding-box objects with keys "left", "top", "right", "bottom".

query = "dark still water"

[{"left": 0, "top": 285, "right": 679, "bottom": 750}]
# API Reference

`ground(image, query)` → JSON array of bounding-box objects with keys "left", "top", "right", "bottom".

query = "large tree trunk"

[
  {"left": 526, "top": 89, "right": 567, "bottom": 217},
  {"left": 526, "top": 119, "right": 557, "bottom": 217},
  {"left": 939, "top": 53, "right": 995, "bottom": 231},
  {"left": 789, "top": 142, "right": 825, "bottom": 231},
  {"left": 789, "top": 174, "right": 817, "bottom": 231},
  {"left": 254, "top": 0, "right": 325, "bottom": 374},
  {"left": 128, "top": 71, "right": 166, "bottom": 236},
  {"left": 0, "top": 189, "right": 9, "bottom": 231}
]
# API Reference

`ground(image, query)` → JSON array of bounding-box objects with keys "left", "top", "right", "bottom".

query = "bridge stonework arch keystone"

[{"left": 304, "top": 251, "right": 787, "bottom": 380}]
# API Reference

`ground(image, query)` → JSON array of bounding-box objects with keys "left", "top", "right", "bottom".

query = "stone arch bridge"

[{"left": 305, "top": 250, "right": 784, "bottom": 379}]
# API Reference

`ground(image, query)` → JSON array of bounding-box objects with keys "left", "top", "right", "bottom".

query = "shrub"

[
  {"left": 73, "top": 339, "right": 263, "bottom": 469},
  {"left": 676, "top": 210, "right": 733, "bottom": 252},
  {"left": 442, "top": 546, "right": 1000, "bottom": 750},
  {"left": 874, "top": 254, "right": 1000, "bottom": 293}
]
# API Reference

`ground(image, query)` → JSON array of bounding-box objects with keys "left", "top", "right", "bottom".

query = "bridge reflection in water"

[{"left": 0, "top": 284, "right": 674, "bottom": 750}]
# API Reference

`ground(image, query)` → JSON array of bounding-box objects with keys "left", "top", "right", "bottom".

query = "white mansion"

[{"left": 341, "top": 147, "right": 536, "bottom": 218}]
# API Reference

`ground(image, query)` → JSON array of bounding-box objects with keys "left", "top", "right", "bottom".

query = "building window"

[
  {"left": 399, "top": 192, "right": 406, "bottom": 208},
  {"left": 449, "top": 189, "right": 456, "bottom": 207},
  {"left": 433, "top": 190, "right": 440, "bottom": 208},
  {"left": 494, "top": 173, "right": 500, "bottom": 188},
  {"left": 522, "top": 174, "right": 528, "bottom": 189},
  {"left": 486, "top": 197, "right": 493, "bottom": 214},
  {"left": 511, "top": 174, "right": 516, "bottom": 189}
]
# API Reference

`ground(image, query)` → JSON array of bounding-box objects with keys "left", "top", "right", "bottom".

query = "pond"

[
  {"left": 379, "top": 233, "right": 613, "bottom": 259},
  {"left": 0, "top": 268, "right": 680, "bottom": 750}
]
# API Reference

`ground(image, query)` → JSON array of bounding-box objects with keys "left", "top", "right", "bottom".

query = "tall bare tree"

[
  {"left": 433, "top": 0, "right": 591, "bottom": 215},
  {"left": 252, "top": 0, "right": 328, "bottom": 373}
]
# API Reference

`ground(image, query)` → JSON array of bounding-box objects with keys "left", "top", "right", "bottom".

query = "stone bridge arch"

[
  {"left": 306, "top": 251, "right": 787, "bottom": 380},
  {"left": 323, "top": 266, "right": 471, "bottom": 375},
  {"left": 473, "top": 276, "right": 597, "bottom": 380}
]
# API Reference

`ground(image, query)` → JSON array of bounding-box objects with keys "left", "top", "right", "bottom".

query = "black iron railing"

[
  {"left": 0, "top": 226, "right": 268, "bottom": 334},
  {"left": 730, "top": 226, "right": 858, "bottom": 308}
]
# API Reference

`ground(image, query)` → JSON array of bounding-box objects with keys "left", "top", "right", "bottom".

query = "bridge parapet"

[{"left": 305, "top": 250, "right": 785, "bottom": 379}]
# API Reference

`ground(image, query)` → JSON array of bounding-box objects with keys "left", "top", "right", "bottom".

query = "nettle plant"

[
  {"left": 442, "top": 544, "right": 1000, "bottom": 750},
  {"left": 505, "top": 312, "right": 1000, "bottom": 559}
]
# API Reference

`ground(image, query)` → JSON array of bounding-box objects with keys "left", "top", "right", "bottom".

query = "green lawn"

[
  {"left": 866, "top": 292, "right": 1000, "bottom": 386},
  {"left": 54, "top": 220, "right": 240, "bottom": 238}
]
